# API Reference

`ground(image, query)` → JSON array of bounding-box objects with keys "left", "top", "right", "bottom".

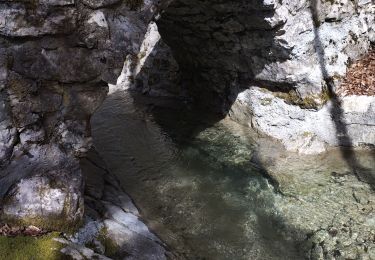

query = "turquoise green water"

[{"left": 91, "top": 91, "right": 375, "bottom": 260}]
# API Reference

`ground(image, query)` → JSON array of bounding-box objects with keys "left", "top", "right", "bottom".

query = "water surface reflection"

[{"left": 91, "top": 91, "right": 375, "bottom": 260}]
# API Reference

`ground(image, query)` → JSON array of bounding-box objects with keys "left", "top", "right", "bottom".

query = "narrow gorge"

[{"left": 0, "top": 0, "right": 374, "bottom": 259}]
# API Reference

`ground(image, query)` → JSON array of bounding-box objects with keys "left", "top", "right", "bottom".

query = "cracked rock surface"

[
  {"left": 0, "top": 0, "right": 166, "bottom": 228},
  {"left": 157, "top": 0, "right": 374, "bottom": 108},
  {"left": 229, "top": 87, "right": 375, "bottom": 154}
]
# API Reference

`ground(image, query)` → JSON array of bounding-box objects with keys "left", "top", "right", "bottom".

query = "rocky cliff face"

[
  {"left": 0, "top": 0, "right": 166, "bottom": 229},
  {"left": 158, "top": 0, "right": 374, "bottom": 107},
  {"left": 156, "top": 0, "right": 374, "bottom": 153},
  {"left": 110, "top": 21, "right": 182, "bottom": 97}
]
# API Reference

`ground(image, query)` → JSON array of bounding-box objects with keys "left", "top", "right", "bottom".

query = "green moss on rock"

[
  {"left": 274, "top": 89, "right": 331, "bottom": 109},
  {"left": 0, "top": 232, "right": 66, "bottom": 260},
  {"left": 98, "top": 227, "right": 122, "bottom": 258},
  {"left": 0, "top": 215, "right": 82, "bottom": 235}
]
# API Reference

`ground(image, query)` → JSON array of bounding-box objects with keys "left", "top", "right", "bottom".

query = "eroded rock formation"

[
  {"left": 0, "top": 0, "right": 166, "bottom": 229},
  {"left": 157, "top": 0, "right": 374, "bottom": 106},
  {"left": 230, "top": 87, "right": 375, "bottom": 154},
  {"left": 155, "top": 0, "right": 374, "bottom": 153}
]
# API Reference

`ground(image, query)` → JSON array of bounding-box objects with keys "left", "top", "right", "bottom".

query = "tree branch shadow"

[{"left": 309, "top": 0, "right": 375, "bottom": 190}]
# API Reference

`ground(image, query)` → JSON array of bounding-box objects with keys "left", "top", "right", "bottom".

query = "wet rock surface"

[
  {"left": 111, "top": 21, "right": 182, "bottom": 97},
  {"left": 58, "top": 148, "right": 171, "bottom": 260}
]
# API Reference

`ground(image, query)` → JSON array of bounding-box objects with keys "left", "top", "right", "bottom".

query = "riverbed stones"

[
  {"left": 204, "top": 116, "right": 375, "bottom": 259},
  {"left": 250, "top": 143, "right": 375, "bottom": 260}
]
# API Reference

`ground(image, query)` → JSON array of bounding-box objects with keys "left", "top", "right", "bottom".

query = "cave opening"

[{"left": 131, "top": 0, "right": 294, "bottom": 114}]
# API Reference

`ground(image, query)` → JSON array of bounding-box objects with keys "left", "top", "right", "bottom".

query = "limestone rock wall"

[
  {"left": 230, "top": 87, "right": 375, "bottom": 154},
  {"left": 111, "top": 21, "right": 182, "bottom": 97},
  {"left": 157, "top": 0, "right": 374, "bottom": 109},
  {"left": 0, "top": 0, "right": 164, "bottom": 229}
]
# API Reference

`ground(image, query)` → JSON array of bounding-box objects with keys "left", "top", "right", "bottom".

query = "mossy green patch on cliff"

[
  {"left": 0, "top": 215, "right": 82, "bottom": 235},
  {"left": 274, "top": 89, "right": 330, "bottom": 109},
  {"left": 0, "top": 232, "right": 65, "bottom": 260}
]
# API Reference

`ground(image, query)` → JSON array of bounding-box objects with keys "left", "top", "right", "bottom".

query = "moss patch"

[
  {"left": 0, "top": 215, "right": 82, "bottom": 235},
  {"left": 98, "top": 227, "right": 122, "bottom": 258},
  {"left": 274, "top": 89, "right": 330, "bottom": 109},
  {"left": 0, "top": 232, "right": 66, "bottom": 260}
]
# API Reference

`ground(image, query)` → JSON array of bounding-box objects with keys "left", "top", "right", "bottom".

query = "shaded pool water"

[{"left": 91, "top": 91, "right": 375, "bottom": 260}]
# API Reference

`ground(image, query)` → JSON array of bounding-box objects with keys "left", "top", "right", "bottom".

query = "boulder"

[
  {"left": 1, "top": 169, "right": 84, "bottom": 231},
  {"left": 229, "top": 87, "right": 375, "bottom": 154}
]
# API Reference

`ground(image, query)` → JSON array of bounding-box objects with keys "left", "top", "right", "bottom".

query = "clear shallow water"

[{"left": 91, "top": 91, "right": 375, "bottom": 260}]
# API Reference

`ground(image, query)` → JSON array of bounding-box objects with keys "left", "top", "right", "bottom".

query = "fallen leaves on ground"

[
  {"left": 337, "top": 48, "right": 375, "bottom": 96},
  {"left": 0, "top": 224, "right": 48, "bottom": 237}
]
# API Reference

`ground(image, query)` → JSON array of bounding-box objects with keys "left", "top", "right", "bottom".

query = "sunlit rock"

[
  {"left": 229, "top": 87, "right": 375, "bottom": 154},
  {"left": 1, "top": 169, "right": 83, "bottom": 231}
]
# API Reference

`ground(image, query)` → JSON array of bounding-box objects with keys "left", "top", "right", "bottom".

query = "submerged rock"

[{"left": 90, "top": 91, "right": 375, "bottom": 259}]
